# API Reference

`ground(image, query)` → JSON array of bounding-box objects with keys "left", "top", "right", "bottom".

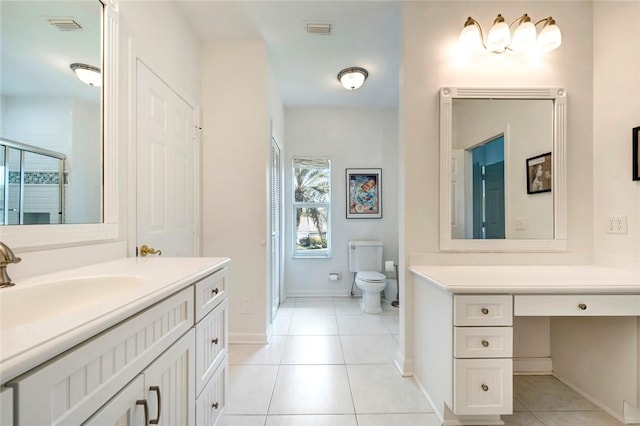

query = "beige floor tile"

[
  {"left": 288, "top": 316, "right": 339, "bottom": 335},
  {"left": 514, "top": 375, "right": 601, "bottom": 411},
  {"left": 265, "top": 414, "right": 357, "bottom": 425},
  {"left": 341, "top": 334, "right": 397, "bottom": 364},
  {"left": 532, "top": 410, "right": 624, "bottom": 425},
  {"left": 226, "top": 365, "right": 279, "bottom": 415},
  {"left": 218, "top": 415, "right": 267, "bottom": 426},
  {"left": 503, "top": 412, "right": 545, "bottom": 426},
  {"left": 337, "top": 314, "right": 390, "bottom": 335},
  {"left": 280, "top": 335, "right": 344, "bottom": 364},
  {"left": 268, "top": 365, "right": 354, "bottom": 415},
  {"left": 229, "top": 336, "right": 287, "bottom": 365},
  {"left": 357, "top": 413, "right": 440, "bottom": 426},
  {"left": 271, "top": 315, "right": 292, "bottom": 335}
]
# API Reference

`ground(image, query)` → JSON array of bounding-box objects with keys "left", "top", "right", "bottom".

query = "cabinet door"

[
  {"left": 83, "top": 376, "right": 145, "bottom": 426},
  {"left": 1, "top": 387, "right": 12, "bottom": 426},
  {"left": 143, "top": 329, "right": 196, "bottom": 426}
]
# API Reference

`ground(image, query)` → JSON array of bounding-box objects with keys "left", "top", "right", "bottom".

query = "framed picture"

[
  {"left": 526, "top": 152, "right": 552, "bottom": 194},
  {"left": 633, "top": 126, "right": 640, "bottom": 181},
  {"left": 346, "top": 168, "right": 382, "bottom": 219}
]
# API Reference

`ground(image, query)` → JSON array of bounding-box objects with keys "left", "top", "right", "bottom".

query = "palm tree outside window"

[{"left": 292, "top": 157, "right": 331, "bottom": 258}]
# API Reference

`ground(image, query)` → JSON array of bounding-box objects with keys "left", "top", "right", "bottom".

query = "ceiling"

[{"left": 176, "top": 1, "right": 402, "bottom": 109}]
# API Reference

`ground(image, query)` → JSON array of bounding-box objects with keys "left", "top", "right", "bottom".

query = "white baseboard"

[
  {"left": 513, "top": 357, "right": 552, "bottom": 374},
  {"left": 229, "top": 332, "right": 269, "bottom": 344},
  {"left": 623, "top": 401, "right": 640, "bottom": 424},
  {"left": 394, "top": 349, "right": 414, "bottom": 377},
  {"left": 413, "top": 374, "right": 445, "bottom": 424},
  {"left": 286, "top": 289, "right": 360, "bottom": 298}
]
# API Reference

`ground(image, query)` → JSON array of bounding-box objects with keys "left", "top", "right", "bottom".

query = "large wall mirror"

[
  {"left": 439, "top": 87, "right": 567, "bottom": 252},
  {"left": 0, "top": 0, "right": 118, "bottom": 249}
]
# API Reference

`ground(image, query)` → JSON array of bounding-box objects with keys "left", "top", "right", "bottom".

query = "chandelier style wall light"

[{"left": 459, "top": 13, "right": 562, "bottom": 54}]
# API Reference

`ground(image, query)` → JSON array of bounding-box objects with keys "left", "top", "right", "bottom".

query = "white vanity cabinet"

[
  {"left": 452, "top": 295, "right": 513, "bottom": 416},
  {"left": 0, "top": 387, "right": 12, "bottom": 425},
  {"left": 6, "top": 263, "right": 230, "bottom": 426}
]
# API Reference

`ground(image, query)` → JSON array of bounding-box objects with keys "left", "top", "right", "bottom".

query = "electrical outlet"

[
  {"left": 515, "top": 217, "right": 526, "bottom": 230},
  {"left": 606, "top": 216, "right": 627, "bottom": 234},
  {"left": 241, "top": 299, "right": 251, "bottom": 314}
]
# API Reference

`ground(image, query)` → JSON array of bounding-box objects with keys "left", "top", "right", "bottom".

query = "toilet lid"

[{"left": 358, "top": 271, "right": 386, "bottom": 282}]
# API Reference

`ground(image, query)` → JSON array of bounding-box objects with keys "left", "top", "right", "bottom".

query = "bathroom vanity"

[
  {"left": 0, "top": 257, "right": 230, "bottom": 426},
  {"left": 409, "top": 264, "right": 640, "bottom": 426}
]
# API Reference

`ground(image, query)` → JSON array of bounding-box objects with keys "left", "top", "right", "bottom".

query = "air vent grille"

[
  {"left": 48, "top": 18, "right": 82, "bottom": 31},
  {"left": 306, "top": 23, "right": 332, "bottom": 35}
]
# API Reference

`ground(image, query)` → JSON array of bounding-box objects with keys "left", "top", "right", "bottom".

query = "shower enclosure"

[{"left": 1, "top": 138, "right": 66, "bottom": 225}]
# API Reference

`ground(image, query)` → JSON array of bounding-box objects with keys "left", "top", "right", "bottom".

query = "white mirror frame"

[
  {"left": 1, "top": 0, "right": 119, "bottom": 250},
  {"left": 439, "top": 87, "right": 567, "bottom": 252}
]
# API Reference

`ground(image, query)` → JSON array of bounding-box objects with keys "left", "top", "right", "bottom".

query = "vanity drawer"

[
  {"left": 514, "top": 294, "right": 640, "bottom": 316},
  {"left": 195, "top": 267, "right": 229, "bottom": 322},
  {"left": 196, "top": 355, "right": 228, "bottom": 426},
  {"left": 453, "top": 358, "right": 513, "bottom": 416},
  {"left": 454, "top": 295, "right": 513, "bottom": 326},
  {"left": 454, "top": 327, "right": 513, "bottom": 358},
  {"left": 195, "top": 298, "right": 228, "bottom": 396}
]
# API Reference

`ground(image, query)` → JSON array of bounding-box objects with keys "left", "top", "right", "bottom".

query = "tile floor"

[{"left": 220, "top": 297, "right": 625, "bottom": 426}]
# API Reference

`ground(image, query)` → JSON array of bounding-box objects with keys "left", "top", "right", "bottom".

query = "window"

[{"left": 292, "top": 157, "right": 331, "bottom": 258}]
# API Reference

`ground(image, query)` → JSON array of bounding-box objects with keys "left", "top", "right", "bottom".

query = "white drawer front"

[
  {"left": 514, "top": 294, "right": 640, "bottom": 316},
  {"left": 454, "top": 295, "right": 513, "bottom": 326},
  {"left": 196, "top": 355, "right": 228, "bottom": 426},
  {"left": 12, "top": 288, "right": 194, "bottom": 426},
  {"left": 195, "top": 267, "right": 229, "bottom": 323},
  {"left": 453, "top": 358, "right": 513, "bottom": 416},
  {"left": 196, "top": 299, "right": 228, "bottom": 396},
  {"left": 454, "top": 327, "right": 513, "bottom": 358}
]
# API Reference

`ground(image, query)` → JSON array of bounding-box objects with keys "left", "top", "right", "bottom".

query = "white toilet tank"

[{"left": 348, "top": 240, "right": 383, "bottom": 272}]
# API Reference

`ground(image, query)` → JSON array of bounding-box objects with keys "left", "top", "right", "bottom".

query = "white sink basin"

[{"left": 0, "top": 275, "right": 144, "bottom": 328}]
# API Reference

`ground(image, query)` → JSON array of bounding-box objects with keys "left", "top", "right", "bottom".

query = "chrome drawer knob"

[
  {"left": 481, "top": 340, "right": 490, "bottom": 348},
  {"left": 481, "top": 308, "right": 489, "bottom": 315},
  {"left": 578, "top": 303, "right": 587, "bottom": 310},
  {"left": 481, "top": 384, "right": 489, "bottom": 392}
]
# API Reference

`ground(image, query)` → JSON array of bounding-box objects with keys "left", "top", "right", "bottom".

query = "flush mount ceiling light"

[
  {"left": 337, "top": 67, "right": 368, "bottom": 90},
  {"left": 459, "top": 13, "right": 561, "bottom": 54},
  {"left": 70, "top": 63, "right": 101, "bottom": 87}
]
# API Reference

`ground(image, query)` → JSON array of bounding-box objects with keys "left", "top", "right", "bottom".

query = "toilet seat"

[{"left": 357, "top": 271, "right": 386, "bottom": 282}]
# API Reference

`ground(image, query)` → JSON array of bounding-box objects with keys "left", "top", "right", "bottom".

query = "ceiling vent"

[
  {"left": 48, "top": 18, "right": 83, "bottom": 31},
  {"left": 306, "top": 23, "right": 332, "bottom": 35}
]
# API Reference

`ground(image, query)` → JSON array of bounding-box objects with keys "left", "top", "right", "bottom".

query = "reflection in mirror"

[
  {"left": 451, "top": 99, "right": 554, "bottom": 240},
  {"left": 0, "top": 0, "right": 102, "bottom": 225},
  {"left": 440, "top": 87, "right": 567, "bottom": 252}
]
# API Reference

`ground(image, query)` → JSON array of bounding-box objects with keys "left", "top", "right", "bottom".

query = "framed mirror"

[
  {"left": 439, "top": 87, "right": 567, "bottom": 252},
  {"left": 0, "top": 0, "right": 118, "bottom": 249}
]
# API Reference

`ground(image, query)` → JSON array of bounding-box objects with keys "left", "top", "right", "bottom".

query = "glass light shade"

[
  {"left": 70, "top": 63, "right": 101, "bottom": 87},
  {"left": 337, "top": 67, "right": 368, "bottom": 90},
  {"left": 510, "top": 21, "right": 537, "bottom": 53},
  {"left": 537, "top": 23, "right": 562, "bottom": 52},
  {"left": 486, "top": 21, "right": 510, "bottom": 52},
  {"left": 459, "top": 24, "right": 483, "bottom": 52}
]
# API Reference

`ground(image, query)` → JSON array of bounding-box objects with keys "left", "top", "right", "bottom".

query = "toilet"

[{"left": 348, "top": 240, "right": 387, "bottom": 314}]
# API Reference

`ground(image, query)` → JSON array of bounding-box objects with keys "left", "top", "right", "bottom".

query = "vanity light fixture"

[
  {"left": 337, "top": 67, "right": 368, "bottom": 90},
  {"left": 459, "top": 14, "right": 561, "bottom": 54},
  {"left": 70, "top": 63, "right": 101, "bottom": 87}
]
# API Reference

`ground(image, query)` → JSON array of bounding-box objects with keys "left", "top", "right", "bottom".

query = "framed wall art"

[
  {"left": 526, "top": 152, "right": 552, "bottom": 194},
  {"left": 346, "top": 168, "right": 382, "bottom": 219},
  {"left": 633, "top": 126, "right": 640, "bottom": 181}
]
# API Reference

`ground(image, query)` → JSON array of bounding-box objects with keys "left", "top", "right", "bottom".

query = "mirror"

[
  {"left": 439, "top": 87, "right": 567, "bottom": 252},
  {"left": 0, "top": 0, "right": 118, "bottom": 248}
]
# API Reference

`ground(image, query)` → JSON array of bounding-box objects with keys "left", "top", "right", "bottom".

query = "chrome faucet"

[{"left": 0, "top": 241, "right": 21, "bottom": 288}]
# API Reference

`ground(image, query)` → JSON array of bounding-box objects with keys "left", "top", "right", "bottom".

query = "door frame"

[
  {"left": 127, "top": 41, "right": 201, "bottom": 257},
  {"left": 269, "top": 124, "right": 285, "bottom": 317}
]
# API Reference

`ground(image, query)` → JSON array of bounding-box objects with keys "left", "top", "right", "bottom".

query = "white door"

[
  {"left": 270, "top": 135, "right": 282, "bottom": 319},
  {"left": 136, "top": 60, "right": 197, "bottom": 256}
]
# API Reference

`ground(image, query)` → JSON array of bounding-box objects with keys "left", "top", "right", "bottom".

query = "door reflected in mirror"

[
  {"left": 451, "top": 98, "right": 554, "bottom": 240},
  {"left": 0, "top": 0, "right": 102, "bottom": 225}
]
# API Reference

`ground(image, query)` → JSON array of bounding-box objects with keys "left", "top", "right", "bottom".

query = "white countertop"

[
  {"left": 409, "top": 264, "right": 640, "bottom": 294},
  {"left": 0, "top": 257, "right": 230, "bottom": 383}
]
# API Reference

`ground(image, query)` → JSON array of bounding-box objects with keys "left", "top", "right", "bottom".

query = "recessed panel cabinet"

[{"left": 8, "top": 266, "right": 229, "bottom": 426}]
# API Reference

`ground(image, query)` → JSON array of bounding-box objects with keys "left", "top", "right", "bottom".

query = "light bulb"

[
  {"left": 510, "top": 20, "right": 536, "bottom": 53},
  {"left": 459, "top": 19, "right": 483, "bottom": 52},
  {"left": 537, "top": 19, "right": 562, "bottom": 52},
  {"left": 486, "top": 14, "right": 510, "bottom": 53}
]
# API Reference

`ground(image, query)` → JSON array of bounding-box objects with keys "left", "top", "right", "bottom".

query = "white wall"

[
  {"left": 593, "top": 1, "right": 640, "bottom": 272},
  {"left": 402, "top": 0, "right": 594, "bottom": 385},
  {"left": 284, "top": 107, "right": 399, "bottom": 297},
  {"left": 200, "top": 40, "right": 279, "bottom": 343}
]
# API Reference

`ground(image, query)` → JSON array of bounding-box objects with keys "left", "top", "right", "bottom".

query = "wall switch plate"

[
  {"left": 606, "top": 216, "right": 627, "bottom": 234},
  {"left": 241, "top": 299, "right": 251, "bottom": 314}
]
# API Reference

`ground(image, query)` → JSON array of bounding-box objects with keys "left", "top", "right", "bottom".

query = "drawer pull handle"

[
  {"left": 212, "top": 288, "right": 219, "bottom": 295},
  {"left": 481, "top": 308, "right": 489, "bottom": 315},
  {"left": 481, "top": 384, "right": 489, "bottom": 392},
  {"left": 578, "top": 303, "right": 587, "bottom": 310},
  {"left": 212, "top": 338, "right": 219, "bottom": 345},
  {"left": 150, "top": 386, "right": 161, "bottom": 424},
  {"left": 212, "top": 402, "right": 219, "bottom": 409},
  {"left": 136, "top": 400, "right": 149, "bottom": 425},
  {"left": 481, "top": 340, "right": 490, "bottom": 348}
]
